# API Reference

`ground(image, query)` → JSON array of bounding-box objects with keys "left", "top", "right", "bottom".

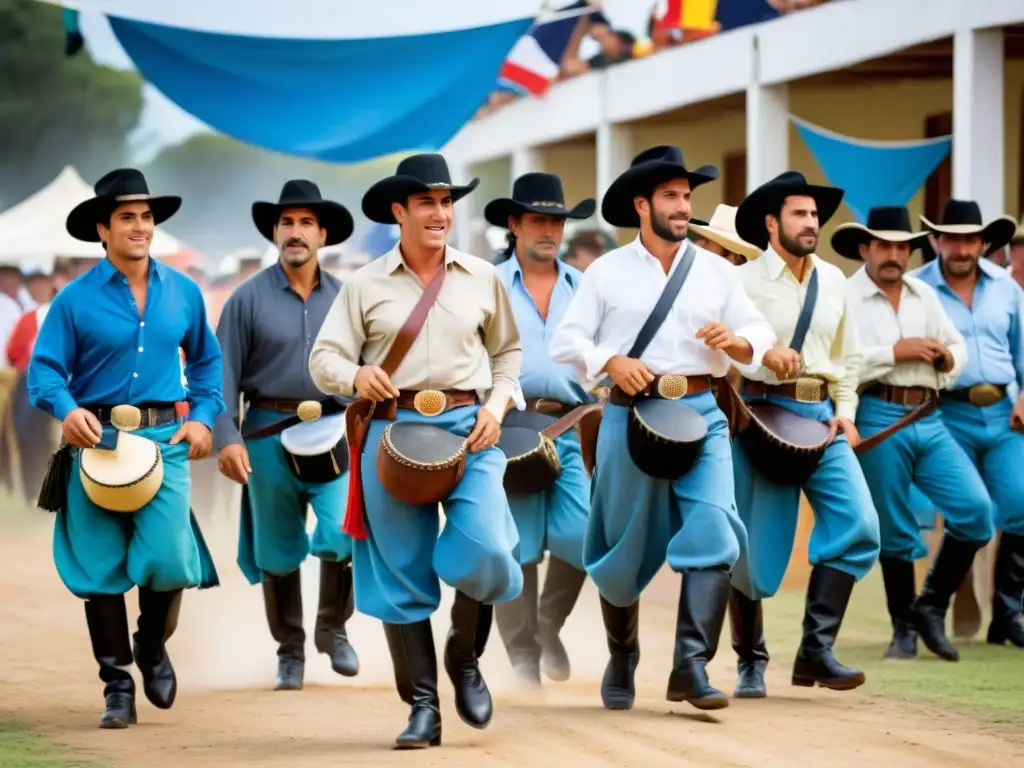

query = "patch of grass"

[
  {"left": 764, "top": 569, "right": 1024, "bottom": 725},
  {"left": 0, "top": 721, "right": 94, "bottom": 768}
]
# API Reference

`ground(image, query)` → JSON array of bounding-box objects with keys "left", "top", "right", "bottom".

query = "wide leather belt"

[
  {"left": 609, "top": 374, "right": 712, "bottom": 407},
  {"left": 742, "top": 377, "right": 829, "bottom": 403},
  {"left": 525, "top": 398, "right": 574, "bottom": 417},
  {"left": 863, "top": 383, "right": 937, "bottom": 407},
  {"left": 85, "top": 402, "right": 184, "bottom": 427},
  {"left": 371, "top": 389, "right": 479, "bottom": 420},
  {"left": 942, "top": 383, "right": 1007, "bottom": 408},
  {"left": 251, "top": 397, "right": 309, "bottom": 413}
]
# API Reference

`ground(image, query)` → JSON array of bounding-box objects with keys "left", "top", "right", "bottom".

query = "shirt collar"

[
  {"left": 503, "top": 251, "right": 577, "bottom": 290},
  {"left": 269, "top": 260, "right": 322, "bottom": 291},
  {"left": 850, "top": 263, "right": 921, "bottom": 298},
  {"left": 98, "top": 256, "right": 164, "bottom": 284},
  {"left": 763, "top": 246, "right": 817, "bottom": 282},
  {"left": 384, "top": 243, "right": 463, "bottom": 275}
]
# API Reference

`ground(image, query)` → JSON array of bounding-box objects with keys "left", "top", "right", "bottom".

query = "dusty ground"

[{"left": 2, "top": 506, "right": 1022, "bottom": 768}]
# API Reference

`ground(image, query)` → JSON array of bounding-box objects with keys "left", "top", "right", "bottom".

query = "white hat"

[{"left": 688, "top": 205, "right": 762, "bottom": 262}]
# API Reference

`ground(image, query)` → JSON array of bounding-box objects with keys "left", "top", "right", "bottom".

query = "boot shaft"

[
  {"left": 538, "top": 557, "right": 586, "bottom": 634},
  {"left": 674, "top": 568, "right": 730, "bottom": 666},
  {"left": 800, "top": 565, "right": 855, "bottom": 655},
  {"left": 919, "top": 535, "right": 981, "bottom": 612},
  {"left": 316, "top": 559, "right": 355, "bottom": 629},
  {"left": 728, "top": 586, "right": 768, "bottom": 663},
  {"left": 879, "top": 557, "right": 917, "bottom": 622},
  {"left": 992, "top": 532, "right": 1024, "bottom": 620},
  {"left": 262, "top": 569, "right": 305, "bottom": 658},
  {"left": 383, "top": 620, "right": 438, "bottom": 708},
  {"left": 84, "top": 595, "right": 134, "bottom": 688},
  {"left": 599, "top": 595, "right": 639, "bottom": 656}
]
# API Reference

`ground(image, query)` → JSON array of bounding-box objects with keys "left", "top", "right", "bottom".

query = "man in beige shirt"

[
  {"left": 726, "top": 172, "right": 881, "bottom": 700},
  {"left": 308, "top": 153, "right": 523, "bottom": 751}
]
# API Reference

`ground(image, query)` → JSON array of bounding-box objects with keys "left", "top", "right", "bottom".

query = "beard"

[
  {"left": 778, "top": 228, "right": 817, "bottom": 257},
  {"left": 651, "top": 210, "right": 688, "bottom": 243},
  {"left": 280, "top": 239, "right": 315, "bottom": 267}
]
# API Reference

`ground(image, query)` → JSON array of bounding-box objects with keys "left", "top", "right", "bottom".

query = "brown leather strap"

[
  {"left": 379, "top": 262, "right": 447, "bottom": 376},
  {"left": 242, "top": 399, "right": 345, "bottom": 441},
  {"left": 526, "top": 398, "right": 573, "bottom": 417},
  {"left": 862, "top": 383, "right": 937, "bottom": 407},
  {"left": 854, "top": 394, "right": 938, "bottom": 455},
  {"left": 250, "top": 398, "right": 306, "bottom": 413},
  {"left": 608, "top": 375, "right": 713, "bottom": 406},
  {"left": 741, "top": 378, "right": 829, "bottom": 402},
  {"left": 540, "top": 402, "right": 605, "bottom": 441}
]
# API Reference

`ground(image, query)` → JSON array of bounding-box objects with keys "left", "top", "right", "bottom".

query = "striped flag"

[
  {"left": 652, "top": 0, "right": 720, "bottom": 39},
  {"left": 499, "top": 2, "right": 596, "bottom": 96}
]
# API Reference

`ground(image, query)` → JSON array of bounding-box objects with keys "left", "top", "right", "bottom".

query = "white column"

[
  {"left": 953, "top": 27, "right": 1005, "bottom": 217},
  {"left": 450, "top": 159, "right": 475, "bottom": 252},
  {"left": 595, "top": 122, "right": 633, "bottom": 215},
  {"left": 745, "top": 82, "right": 789, "bottom": 193},
  {"left": 510, "top": 145, "right": 543, "bottom": 181}
]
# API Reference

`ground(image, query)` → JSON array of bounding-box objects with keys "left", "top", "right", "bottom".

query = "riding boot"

[
  {"left": 599, "top": 595, "right": 639, "bottom": 710},
  {"left": 909, "top": 535, "right": 980, "bottom": 661},
  {"left": 494, "top": 563, "right": 541, "bottom": 685},
  {"left": 133, "top": 587, "right": 182, "bottom": 709},
  {"left": 791, "top": 566, "right": 865, "bottom": 690},
  {"left": 987, "top": 532, "right": 1024, "bottom": 648},
  {"left": 879, "top": 557, "right": 917, "bottom": 659},
  {"left": 538, "top": 557, "right": 586, "bottom": 682},
  {"left": 262, "top": 569, "right": 305, "bottom": 690},
  {"left": 84, "top": 594, "right": 137, "bottom": 729},
  {"left": 729, "top": 587, "right": 768, "bottom": 698},
  {"left": 444, "top": 591, "right": 493, "bottom": 728},
  {"left": 383, "top": 621, "right": 442, "bottom": 749},
  {"left": 666, "top": 569, "right": 730, "bottom": 710},
  {"left": 313, "top": 559, "right": 360, "bottom": 677}
]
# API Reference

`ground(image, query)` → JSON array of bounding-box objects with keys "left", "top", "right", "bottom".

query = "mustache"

[
  {"left": 799, "top": 228, "right": 817, "bottom": 237},
  {"left": 283, "top": 238, "right": 307, "bottom": 249},
  {"left": 879, "top": 261, "right": 903, "bottom": 271}
]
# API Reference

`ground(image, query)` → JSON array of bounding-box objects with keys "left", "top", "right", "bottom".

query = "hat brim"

[
  {"left": 830, "top": 223, "right": 929, "bottom": 261},
  {"left": 66, "top": 195, "right": 181, "bottom": 243},
  {"left": 601, "top": 161, "right": 719, "bottom": 229},
  {"left": 687, "top": 222, "right": 762, "bottom": 262},
  {"left": 919, "top": 215, "right": 1017, "bottom": 252},
  {"left": 251, "top": 200, "right": 354, "bottom": 247},
  {"left": 735, "top": 183, "right": 844, "bottom": 250},
  {"left": 361, "top": 175, "right": 480, "bottom": 225},
  {"left": 483, "top": 197, "right": 596, "bottom": 228}
]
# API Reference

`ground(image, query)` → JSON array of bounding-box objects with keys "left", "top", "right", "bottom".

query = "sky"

[{"left": 77, "top": 0, "right": 649, "bottom": 161}]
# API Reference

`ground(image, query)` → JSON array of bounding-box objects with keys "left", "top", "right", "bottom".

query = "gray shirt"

[{"left": 213, "top": 262, "right": 345, "bottom": 450}]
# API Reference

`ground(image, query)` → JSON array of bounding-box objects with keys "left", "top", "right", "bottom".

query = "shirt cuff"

[
  {"left": 188, "top": 402, "right": 218, "bottom": 432},
  {"left": 835, "top": 400, "right": 858, "bottom": 423},
  {"left": 53, "top": 391, "right": 79, "bottom": 422},
  {"left": 583, "top": 345, "right": 618, "bottom": 382},
  {"left": 483, "top": 384, "right": 515, "bottom": 423}
]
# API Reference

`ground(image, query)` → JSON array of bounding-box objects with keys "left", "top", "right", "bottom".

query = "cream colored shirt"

[
  {"left": 845, "top": 265, "right": 966, "bottom": 390},
  {"left": 549, "top": 237, "right": 776, "bottom": 387},
  {"left": 309, "top": 244, "right": 522, "bottom": 421},
  {"left": 735, "top": 247, "right": 861, "bottom": 422}
]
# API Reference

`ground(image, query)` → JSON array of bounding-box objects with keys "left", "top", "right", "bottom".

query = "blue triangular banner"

[{"left": 791, "top": 116, "right": 952, "bottom": 223}]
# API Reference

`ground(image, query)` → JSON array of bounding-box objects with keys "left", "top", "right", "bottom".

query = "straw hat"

[{"left": 688, "top": 205, "right": 762, "bottom": 262}]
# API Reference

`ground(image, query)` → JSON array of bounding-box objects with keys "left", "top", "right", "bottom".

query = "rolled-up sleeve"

[
  {"left": 481, "top": 275, "right": 523, "bottom": 420},
  {"left": 310, "top": 280, "right": 365, "bottom": 397},
  {"left": 550, "top": 268, "right": 616, "bottom": 387}
]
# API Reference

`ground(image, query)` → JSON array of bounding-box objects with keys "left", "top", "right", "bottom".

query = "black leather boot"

[
  {"left": 666, "top": 569, "right": 730, "bottom": 710},
  {"left": 538, "top": 557, "right": 586, "bottom": 682},
  {"left": 262, "top": 570, "right": 305, "bottom": 690},
  {"left": 383, "top": 621, "right": 442, "bottom": 749},
  {"left": 599, "top": 595, "right": 639, "bottom": 710},
  {"left": 314, "top": 559, "right": 360, "bottom": 677},
  {"left": 909, "top": 535, "right": 981, "bottom": 661},
  {"left": 84, "top": 595, "right": 137, "bottom": 729},
  {"left": 879, "top": 557, "right": 917, "bottom": 659},
  {"left": 444, "top": 591, "right": 493, "bottom": 728},
  {"left": 494, "top": 563, "right": 541, "bottom": 685},
  {"left": 729, "top": 587, "right": 768, "bottom": 698},
  {"left": 133, "top": 587, "right": 182, "bottom": 709},
  {"left": 987, "top": 532, "right": 1024, "bottom": 648},
  {"left": 791, "top": 566, "right": 865, "bottom": 690}
]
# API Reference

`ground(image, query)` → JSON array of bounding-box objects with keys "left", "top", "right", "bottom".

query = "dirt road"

[{"left": 2, "top": 509, "right": 1021, "bottom": 767}]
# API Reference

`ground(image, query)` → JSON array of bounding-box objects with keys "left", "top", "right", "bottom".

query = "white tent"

[{"left": 0, "top": 166, "right": 186, "bottom": 268}]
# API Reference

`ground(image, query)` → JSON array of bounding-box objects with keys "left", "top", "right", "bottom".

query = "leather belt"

[
  {"left": 84, "top": 402, "right": 185, "bottom": 427},
  {"left": 609, "top": 375, "right": 712, "bottom": 407},
  {"left": 372, "top": 389, "right": 479, "bottom": 420},
  {"left": 942, "top": 383, "right": 1007, "bottom": 408},
  {"left": 863, "top": 383, "right": 937, "bottom": 407},
  {"left": 251, "top": 398, "right": 308, "bottom": 413},
  {"left": 742, "top": 377, "right": 829, "bottom": 403},
  {"left": 525, "top": 398, "right": 574, "bottom": 417}
]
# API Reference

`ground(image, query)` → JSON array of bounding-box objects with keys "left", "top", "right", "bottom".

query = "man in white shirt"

[
  {"left": 728, "top": 172, "right": 881, "bottom": 699},
  {"left": 550, "top": 145, "right": 776, "bottom": 713},
  {"left": 836, "top": 206, "right": 994, "bottom": 663}
]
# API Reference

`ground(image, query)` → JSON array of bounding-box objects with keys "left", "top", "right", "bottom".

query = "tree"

[{"left": 0, "top": 1, "right": 144, "bottom": 208}]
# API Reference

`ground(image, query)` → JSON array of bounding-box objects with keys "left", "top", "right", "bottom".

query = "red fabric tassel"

[{"left": 342, "top": 436, "right": 368, "bottom": 541}]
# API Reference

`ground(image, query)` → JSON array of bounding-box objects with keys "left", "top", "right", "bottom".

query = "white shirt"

[
  {"left": 846, "top": 265, "right": 966, "bottom": 390},
  {"left": 549, "top": 237, "right": 776, "bottom": 388},
  {"left": 735, "top": 247, "right": 861, "bottom": 422}
]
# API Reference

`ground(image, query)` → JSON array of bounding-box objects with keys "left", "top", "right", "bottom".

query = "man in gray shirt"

[{"left": 213, "top": 181, "right": 360, "bottom": 691}]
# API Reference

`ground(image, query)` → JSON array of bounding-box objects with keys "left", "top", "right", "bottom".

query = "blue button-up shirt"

[
  {"left": 912, "top": 258, "right": 1024, "bottom": 393},
  {"left": 28, "top": 258, "right": 225, "bottom": 430},
  {"left": 495, "top": 255, "right": 591, "bottom": 405}
]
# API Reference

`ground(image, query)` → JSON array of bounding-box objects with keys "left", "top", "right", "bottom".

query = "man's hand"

[
  {"left": 354, "top": 365, "right": 400, "bottom": 402},
  {"left": 894, "top": 338, "right": 944, "bottom": 365},
  {"left": 62, "top": 408, "right": 102, "bottom": 448},
  {"left": 217, "top": 443, "right": 252, "bottom": 484},
  {"left": 833, "top": 417, "right": 861, "bottom": 448},
  {"left": 762, "top": 346, "right": 801, "bottom": 380},
  {"left": 1011, "top": 394, "right": 1024, "bottom": 431},
  {"left": 169, "top": 420, "right": 213, "bottom": 460},
  {"left": 929, "top": 340, "right": 955, "bottom": 373},
  {"left": 466, "top": 408, "right": 500, "bottom": 452},
  {"left": 697, "top": 322, "right": 753, "bottom": 363},
  {"left": 605, "top": 355, "right": 655, "bottom": 396}
]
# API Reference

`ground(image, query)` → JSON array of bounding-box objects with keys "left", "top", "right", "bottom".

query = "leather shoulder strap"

[
  {"left": 626, "top": 241, "right": 697, "bottom": 360},
  {"left": 789, "top": 266, "right": 819, "bottom": 354},
  {"left": 379, "top": 262, "right": 447, "bottom": 376},
  {"left": 854, "top": 394, "right": 937, "bottom": 455},
  {"left": 539, "top": 402, "right": 605, "bottom": 440}
]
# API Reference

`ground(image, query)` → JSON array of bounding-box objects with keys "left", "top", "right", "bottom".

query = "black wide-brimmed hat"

[
  {"left": 831, "top": 206, "right": 929, "bottom": 261},
  {"left": 735, "top": 171, "right": 844, "bottom": 250},
  {"left": 66, "top": 168, "right": 181, "bottom": 243},
  {"left": 484, "top": 172, "right": 595, "bottom": 228},
  {"left": 362, "top": 153, "right": 479, "bottom": 225},
  {"left": 920, "top": 199, "right": 1017, "bottom": 251},
  {"left": 602, "top": 145, "right": 719, "bottom": 229},
  {"left": 252, "top": 180, "right": 354, "bottom": 247}
]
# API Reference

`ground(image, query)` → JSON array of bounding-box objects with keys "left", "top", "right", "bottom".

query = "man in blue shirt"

[
  {"left": 486, "top": 173, "right": 597, "bottom": 686},
  {"left": 28, "top": 168, "right": 225, "bottom": 728},
  {"left": 912, "top": 199, "right": 1024, "bottom": 650}
]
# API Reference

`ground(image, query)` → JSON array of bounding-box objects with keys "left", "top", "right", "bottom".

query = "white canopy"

[{"left": 0, "top": 166, "right": 185, "bottom": 268}]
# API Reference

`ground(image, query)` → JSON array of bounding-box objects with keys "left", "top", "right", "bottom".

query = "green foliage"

[{"left": 0, "top": 0, "right": 144, "bottom": 209}]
